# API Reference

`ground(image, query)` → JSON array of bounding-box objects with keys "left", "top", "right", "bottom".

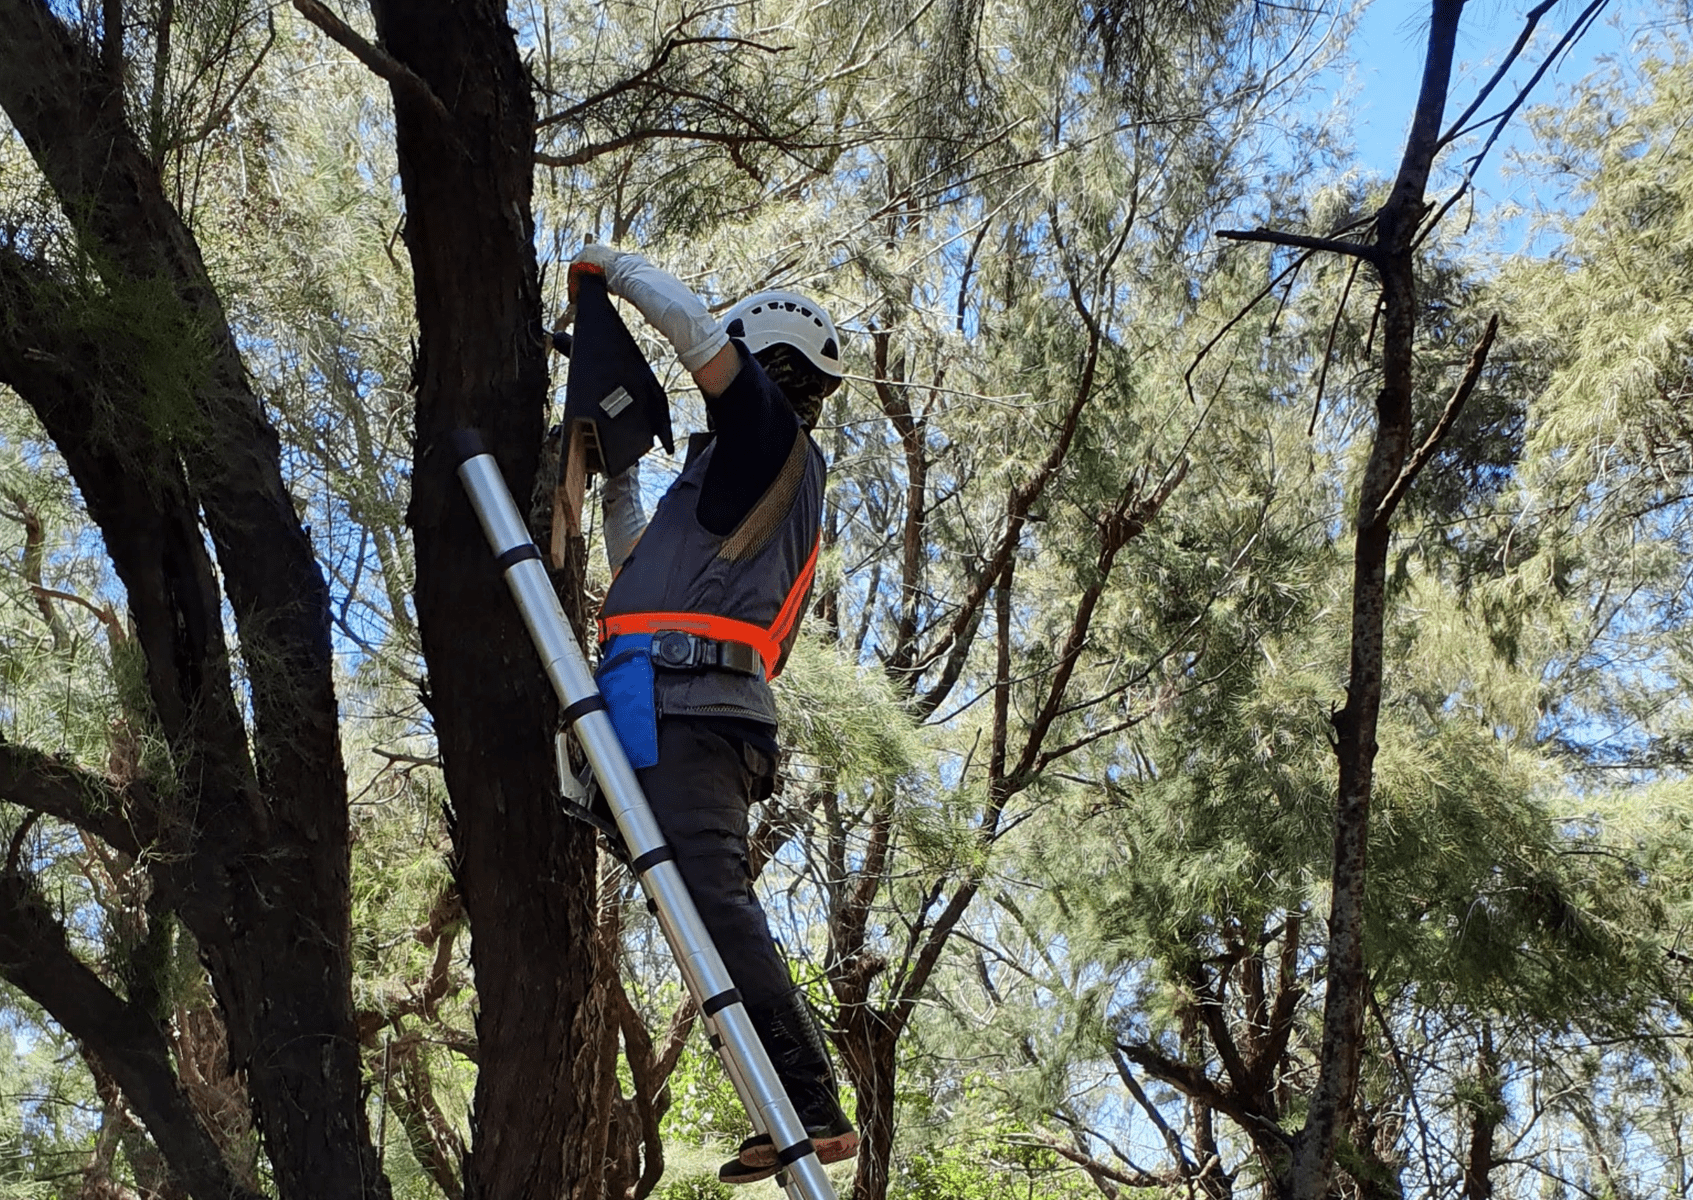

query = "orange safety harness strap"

[{"left": 599, "top": 534, "right": 820, "bottom": 679}]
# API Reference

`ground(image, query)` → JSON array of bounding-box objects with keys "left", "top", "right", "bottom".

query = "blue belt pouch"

[{"left": 595, "top": 634, "right": 660, "bottom": 770}]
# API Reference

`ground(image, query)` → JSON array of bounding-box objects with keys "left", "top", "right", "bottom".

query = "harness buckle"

[{"left": 651, "top": 630, "right": 763, "bottom": 678}]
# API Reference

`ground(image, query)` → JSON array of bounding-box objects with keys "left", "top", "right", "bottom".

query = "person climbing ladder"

[{"left": 572, "top": 243, "right": 857, "bottom": 1186}]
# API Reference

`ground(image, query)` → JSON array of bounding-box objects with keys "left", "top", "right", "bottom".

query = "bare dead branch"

[
  {"left": 1436, "top": 0, "right": 1560, "bottom": 149},
  {"left": 1371, "top": 313, "right": 1499, "bottom": 528},
  {"left": 1216, "top": 227, "right": 1378, "bottom": 262},
  {"left": 1420, "top": 0, "right": 1611, "bottom": 247},
  {"left": 1186, "top": 251, "right": 1312, "bottom": 405},
  {"left": 169, "top": 14, "right": 277, "bottom": 154},
  {"left": 536, "top": 126, "right": 848, "bottom": 170},
  {"left": 1309, "top": 256, "right": 1363, "bottom": 436}
]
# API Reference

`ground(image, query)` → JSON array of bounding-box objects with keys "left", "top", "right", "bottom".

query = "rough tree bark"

[
  {"left": 359, "top": 3, "right": 612, "bottom": 1197},
  {"left": 0, "top": 4, "right": 386, "bottom": 1196}
]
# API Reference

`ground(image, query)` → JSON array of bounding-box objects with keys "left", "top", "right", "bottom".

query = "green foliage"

[
  {"left": 890, "top": 1135, "right": 1113, "bottom": 1200},
  {"left": 776, "top": 635, "right": 923, "bottom": 796},
  {"left": 654, "top": 1173, "right": 733, "bottom": 1200},
  {"left": 0, "top": 989, "right": 103, "bottom": 1198},
  {"left": 662, "top": 1035, "right": 755, "bottom": 1148}
]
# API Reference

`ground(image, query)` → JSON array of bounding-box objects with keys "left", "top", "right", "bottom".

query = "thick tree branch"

[
  {"left": 1009, "top": 461, "right": 1188, "bottom": 792},
  {"left": 1289, "top": 3, "right": 1467, "bottom": 1195},
  {"left": 0, "top": 5, "right": 381, "bottom": 1194},
  {"left": 0, "top": 740, "right": 148, "bottom": 857},
  {"left": 290, "top": 0, "right": 454, "bottom": 127},
  {"left": 1108, "top": 1048, "right": 1197, "bottom": 1174},
  {"left": 369, "top": 3, "right": 607, "bottom": 1197},
  {"left": 1248, "top": 912, "right": 1304, "bottom": 1099},
  {"left": 1117, "top": 1040, "right": 1290, "bottom": 1151},
  {"left": 911, "top": 323, "right": 1104, "bottom": 717}
]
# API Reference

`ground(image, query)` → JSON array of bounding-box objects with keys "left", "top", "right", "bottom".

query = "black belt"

[{"left": 648, "top": 630, "right": 764, "bottom": 678}]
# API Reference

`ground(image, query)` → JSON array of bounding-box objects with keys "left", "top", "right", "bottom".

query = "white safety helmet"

[{"left": 723, "top": 290, "right": 843, "bottom": 382}]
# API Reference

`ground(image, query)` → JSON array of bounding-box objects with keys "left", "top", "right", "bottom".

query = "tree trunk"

[
  {"left": 366, "top": 5, "right": 611, "bottom": 1198},
  {"left": 1282, "top": 3, "right": 1465, "bottom": 1196},
  {"left": 839, "top": 1010, "right": 899, "bottom": 1200},
  {"left": 1462, "top": 1026, "right": 1502, "bottom": 1200}
]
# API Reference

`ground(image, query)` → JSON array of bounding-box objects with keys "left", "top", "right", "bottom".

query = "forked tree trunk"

[{"left": 0, "top": 4, "right": 388, "bottom": 1196}]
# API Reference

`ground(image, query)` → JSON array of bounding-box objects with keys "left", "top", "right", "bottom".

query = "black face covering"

[{"left": 755, "top": 343, "right": 840, "bottom": 429}]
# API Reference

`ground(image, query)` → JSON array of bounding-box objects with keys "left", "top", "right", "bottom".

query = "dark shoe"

[
  {"left": 716, "top": 990, "right": 857, "bottom": 1185},
  {"left": 731, "top": 1119, "right": 860, "bottom": 1169},
  {"left": 717, "top": 1154, "right": 782, "bottom": 1187},
  {"left": 717, "top": 1123, "right": 858, "bottom": 1186}
]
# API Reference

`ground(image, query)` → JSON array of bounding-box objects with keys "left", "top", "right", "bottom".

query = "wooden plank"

[{"left": 551, "top": 420, "right": 590, "bottom": 566}]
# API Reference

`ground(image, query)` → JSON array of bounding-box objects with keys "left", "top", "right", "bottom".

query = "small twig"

[
  {"left": 1185, "top": 251, "right": 1313, "bottom": 405},
  {"left": 1372, "top": 312, "right": 1499, "bottom": 527},
  {"left": 1187, "top": 208, "right": 1383, "bottom": 407},
  {"left": 291, "top": 0, "right": 455, "bottom": 128},
  {"left": 535, "top": 34, "right": 790, "bottom": 131},
  {"left": 165, "top": 13, "right": 277, "bottom": 154},
  {"left": 535, "top": 127, "right": 846, "bottom": 170},
  {"left": 376, "top": 1034, "right": 391, "bottom": 1170},
  {"left": 1010, "top": 1132, "right": 1171, "bottom": 1190},
  {"left": 1309, "top": 256, "right": 1363, "bottom": 437}
]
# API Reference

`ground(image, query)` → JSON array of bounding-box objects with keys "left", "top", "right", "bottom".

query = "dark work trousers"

[{"left": 635, "top": 718, "right": 792, "bottom": 1007}]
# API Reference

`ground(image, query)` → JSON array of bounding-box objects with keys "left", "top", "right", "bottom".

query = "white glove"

[
  {"left": 573, "top": 242, "right": 624, "bottom": 273},
  {"left": 573, "top": 245, "right": 729, "bottom": 372}
]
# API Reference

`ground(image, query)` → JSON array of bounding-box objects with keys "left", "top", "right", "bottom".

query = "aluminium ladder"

[{"left": 450, "top": 430, "right": 839, "bottom": 1200}]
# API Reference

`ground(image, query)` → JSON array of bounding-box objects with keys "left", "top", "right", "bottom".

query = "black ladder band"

[
  {"left": 561, "top": 695, "right": 607, "bottom": 724},
  {"left": 495, "top": 543, "right": 542, "bottom": 571},
  {"left": 630, "top": 846, "right": 677, "bottom": 875},
  {"left": 701, "top": 988, "right": 742, "bottom": 1017},
  {"left": 777, "top": 1140, "right": 817, "bottom": 1167}
]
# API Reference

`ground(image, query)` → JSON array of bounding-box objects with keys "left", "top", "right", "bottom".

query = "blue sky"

[{"left": 1342, "top": 0, "right": 1651, "bottom": 242}]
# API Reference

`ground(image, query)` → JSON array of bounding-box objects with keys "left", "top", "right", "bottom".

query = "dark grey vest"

[{"left": 602, "top": 432, "right": 826, "bottom": 725}]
